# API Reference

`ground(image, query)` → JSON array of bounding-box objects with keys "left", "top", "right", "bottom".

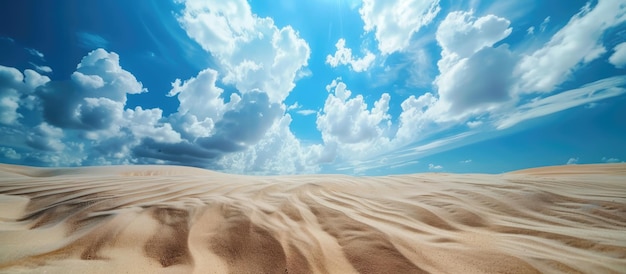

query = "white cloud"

[
  {"left": 296, "top": 109, "right": 316, "bottom": 116},
  {"left": 526, "top": 26, "right": 535, "bottom": 35},
  {"left": 29, "top": 62, "right": 52, "bottom": 74},
  {"left": 287, "top": 102, "right": 317, "bottom": 116},
  {"left": 26, "top": 123, "right": 65, "bottom": 152},
  {"left": 566, "top": 157, "right": 579, "bottom": 165},
  {"left": 219, "top": 114, "right": 321, "bottom": 174},
  {"left": 516, "top": 0, "right": 626, "bottom": 93},
  {"left": 124, "top": 107, "right": 181, "bottom": 144},
  {"left": 395, "top": 92, "right": 436, "bottom": 142},
  {"left": 168, "top": 68, "right": 232, "bottom": 132},
  {"left": 609, "top": 42, "right": 626, "bottom": 69},
  {"left": 177, "top": 0, "right": 310, "bottom": 103},
  {"left": 0, "top": 65, "right": 50, "bottom": 125},
  {"left": 433, "top": 11, "right": 514, "bottom": 118},
  {"left": 497, "top": 76, "right": 626, "bottom": 129},
  {"left": 26, "top": 48, "right": 44, "bottom": 59},
  {"left": 460, "top": 159, "right": 472, "bottom": 164},
  {"left": 39, "top": 49, "right": 145, "bottom": 130},
  {"left": 436, "top": 11, "right": 512, "bottom": 60},
  {"left": 317, "top": 80, "right": 391, "bottom": 145},
  {"left": 0, "top": 89, "right": 20, "bottom": 125},
  {"left": 428, "top": 163, "right": 443, "bottom": 170},
  {"left": 360, "top": 0, "right": 440, "bottom": 54},
  {"left": 466, "top": 120, "right": 483, "bottom": 128},
  {"left": 326, "top": 39, "right": 375, "bottom": 72},
  {"left": 0, "top": 147, "right": 20, "bottom": 160},
  {"left": 287, "top": 102, "right": 301, "bottom": 111},
  {"left": 602, "top": 157, "right": 621, "bottom": 163},
  {"left": 77, "top": 32, "right": 109, "bottom": 49}
]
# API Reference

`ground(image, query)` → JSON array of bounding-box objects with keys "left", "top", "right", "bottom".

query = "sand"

[{"left": 0, "top": 163, "right": 624, "bottom": 274}]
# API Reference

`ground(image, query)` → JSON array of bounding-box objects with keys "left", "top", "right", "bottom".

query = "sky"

[{"left": 0, "top": 0, "right": 625, "bottom": 175}]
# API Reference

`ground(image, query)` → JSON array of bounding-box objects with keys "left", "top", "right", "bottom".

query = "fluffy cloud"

[
  {"left": 177, "top": 0, "right": 310, "bottom": 103},
  {"left": 0, "top": 147, "right": 21, "bottom": 160},
  {"left": 517, "top": 0, "right": 626, "bottom": 93},
  {"left": 433, "top": 11, "right": 514, "bottom": 117},
  {"left": 167, "top": 68, "right": 237, "bottom": 139},
  {"left": 26, "top": 123, "right": 65, "bottom": 152},
  {"left": 124, "top": 107, "right": 181, "bottom": 144},
  {"left": 436, "top": 11, "right": 512, "bottom": 60},
  {"left": 566, "top": 157, "right": 579, "bottom": 165},
  {"left": 395, "top": 93, "right": 436, "bottom": 142},
  {"left": 0, "top": 66, "right": 50, "bottom": 125},
  {"left": 218, "top": 114, "right": 321, "bottom": 174},
  {"left": 326, "top": 39, "right": 375, "bottom": 72},
  {"left": 317, "top": 80, "right": 391, "bottom": 145},
  {"left": 609, "top": 42, "right": 626, "bottom": 69},
  {"left": 360, "top": 0, "right": 440, "bottom": 54},
  {"left": 38, "top": 49, "right": 145, "bottom": 130},
  {"left": 197, "top": 91, "right": 282, "bottom": 153}
]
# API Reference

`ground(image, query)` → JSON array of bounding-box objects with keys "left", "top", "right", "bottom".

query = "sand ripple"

[{"left": 0, "top": 164, "right": 625, "bottom": 273}]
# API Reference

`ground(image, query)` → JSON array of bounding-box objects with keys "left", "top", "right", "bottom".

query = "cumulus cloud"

[
  {"left": 197, "top": 91, "right": 283, "bottom": 153},
  {"left": 395, "top": 92, "right": 436, "bottom": 142},
  {"left": 360, "top": 0, "right": 440, "bottom": 54},
  {"left": 177, "top": 0, "right": 310, "bottom": 103},
  {"left": 609, "top": 42, "right": 626, "bottom": 69},
  {"left": 326, "top": 39, "right": 375, "bottom": 72},
  {"left": 167, "top": 68, "right": 234, "bottom": 138},
  {"left": 436, "top": 11, "right": 512, "bottom": 60},
  {"left": 0, "top": 147, "right": 21, "bottom": 160},
  {"left": 38, "top": 49, "right": 145, "bottom": 130},
  {"left": 313, "top": 80, "right": 396, "bottom": 163},
  {"left": 317, "top": 80, "right": 391, "bottom": 145},
  {"left": 0, "top": 65, "right": 50, "bottom": 125},
  {"left": 26, "top": 123, "right": 65, "bottom": 152},
  {"left": 219, "top": 114, "right": 321, "bottom": 174},
  {"left": 566, "top": 157, "right": 579, "bottom": 165},
  {"left": 433, "top": 10, "right": 514, "bottom": 118},
  {"left": 124, "top": 107, "right": 181, "bottom": 144},
  {"left": 517, "top": 0, "right": 626, "bottom": 93}
]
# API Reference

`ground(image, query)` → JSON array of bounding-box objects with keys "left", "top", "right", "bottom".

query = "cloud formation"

[
  {"left": 434, "top": 11, "right": 514, "bottom": 117},
  {"left": 516, "top": 0, "right": 626, "bottom": 93},
  {"left": 609, "top": 42, "right": 626, "bottom": 69},
  {"left": 360, "top": 0, "right": 440, "bottom": 54},
  {"left": 177, "top": 0, "right": 310, "bottom": 103},
  {"left": 326, "top": 39, "right": 375, "bottom": 72}
]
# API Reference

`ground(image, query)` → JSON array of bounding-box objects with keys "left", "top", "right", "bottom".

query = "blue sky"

[{"left": 0, "top": 0, "right": 625, "bottom": 175}]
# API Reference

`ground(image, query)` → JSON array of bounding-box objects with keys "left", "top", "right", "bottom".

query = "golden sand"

[{"left": 0, "top": 163, "right": 624, "bottom": 273}]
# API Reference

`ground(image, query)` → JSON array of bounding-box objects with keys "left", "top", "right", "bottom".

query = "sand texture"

[{"left": 0, "top": 163, "right": 625, "bottom": 273}]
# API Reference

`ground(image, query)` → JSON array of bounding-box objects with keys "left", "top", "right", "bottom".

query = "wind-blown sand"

[{"left": 0, "top": 164, "right": 624, "bottom": 273}]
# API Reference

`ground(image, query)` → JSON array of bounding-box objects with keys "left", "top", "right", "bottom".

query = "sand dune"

[{"left": 0, "top": 164, "right": 625, "bottom": 274}]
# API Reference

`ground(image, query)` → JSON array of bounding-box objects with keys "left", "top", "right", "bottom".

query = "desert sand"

[{"left": 0, "top": 163, "right": 624, "bottom": 274}]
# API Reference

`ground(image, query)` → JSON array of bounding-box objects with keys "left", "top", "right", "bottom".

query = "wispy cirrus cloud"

[{"left": 77, "top": 32, "right": 109, "bottom": 49}]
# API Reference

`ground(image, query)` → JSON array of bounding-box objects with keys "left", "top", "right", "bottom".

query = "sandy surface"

[{"left": 0, "top": 163, "right": 624, "bottom": 274}]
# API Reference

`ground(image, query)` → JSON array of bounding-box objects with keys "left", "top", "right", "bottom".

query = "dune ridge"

[{"left": 0, "top": 163, "right": 625, "bottom": 273}]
